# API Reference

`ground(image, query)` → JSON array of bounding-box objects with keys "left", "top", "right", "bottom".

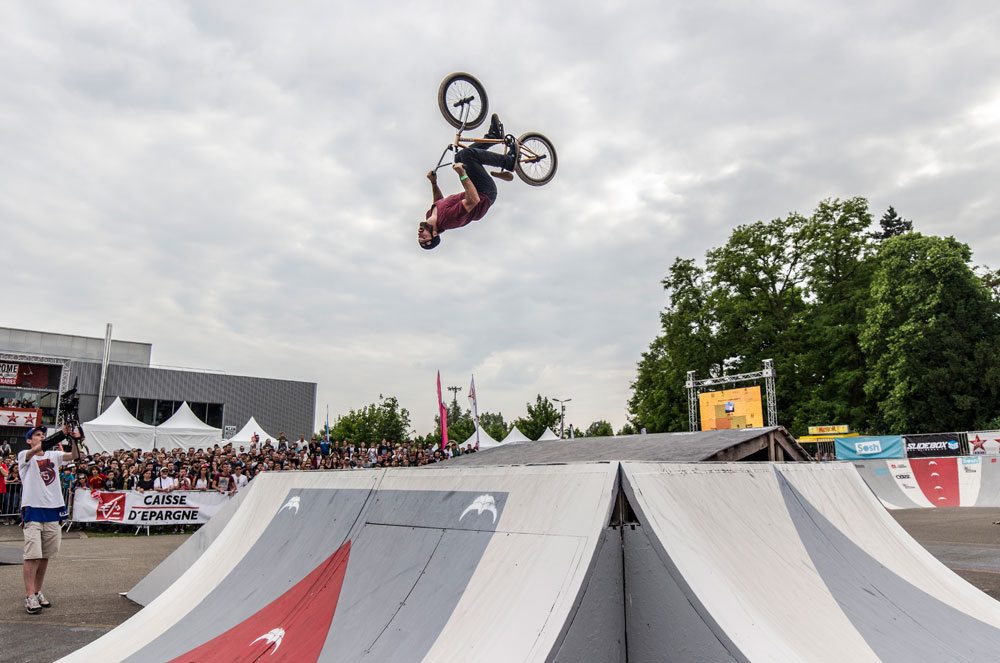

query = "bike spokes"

[
  {"left": 437, "top": 73, "right": 489, "bottom": 130},
  {"left": 515, "top": 132, "right": 558, "bottom": 186}
]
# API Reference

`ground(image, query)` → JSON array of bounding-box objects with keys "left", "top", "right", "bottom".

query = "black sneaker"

[
  {"left": 484, "top": 113, "right": 504, "bottom": 140},
  {"left": 502, "top": 135, "right": 519, "bottom": 171}
]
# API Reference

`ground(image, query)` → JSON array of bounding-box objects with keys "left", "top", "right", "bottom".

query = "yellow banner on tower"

[{"left": 699, "top": 386, "right": 764, "bottom": 431}]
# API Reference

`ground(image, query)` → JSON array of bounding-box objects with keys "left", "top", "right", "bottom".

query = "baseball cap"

[{"left": 24, "top": 425, "right": 48, "bottom": 440}]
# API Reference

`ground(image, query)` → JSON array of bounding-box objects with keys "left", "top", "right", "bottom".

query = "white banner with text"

[{"left": 72, "top": 489, "right": 231, "bottom": 525}]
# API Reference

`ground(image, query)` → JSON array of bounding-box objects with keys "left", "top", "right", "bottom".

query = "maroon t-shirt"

[{"left": 426, "top": 193, "right": 493, "bottom": 232}]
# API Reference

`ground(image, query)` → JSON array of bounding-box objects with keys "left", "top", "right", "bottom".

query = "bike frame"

[{"left": 432, "top": 97, "right": 548, "bottom": 175}]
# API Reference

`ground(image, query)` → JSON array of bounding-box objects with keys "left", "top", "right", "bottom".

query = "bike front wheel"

[
  {"left": 515, "top": 132, "right": 558, "bottom": 186},
  {"left": 437, "top": 73, "right": 489, "bottom": 130}
]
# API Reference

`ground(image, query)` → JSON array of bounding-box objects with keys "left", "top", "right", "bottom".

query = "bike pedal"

[{"left": 490, "top": 170, "right": 514, "bottom": 181}]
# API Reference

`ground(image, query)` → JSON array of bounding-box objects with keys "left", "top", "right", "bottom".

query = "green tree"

[
  {"left": 628, "top": 257, "right": 717, "bottom": 433},
  {"left": 513, "top": 395, "right": 561, "bottom": 440},
  {"left": 477, "top": 411, "right": 508, "bottom": 442},
  {"left": 872, "top": 205, "right": 913, "bottom": 241},
  {"left": 327, "top": 396, "right": 412, "bottom": 446},
  {"left": 705, "top": 213, "right": 810, "bottom": 431},
  {"left": 617, "top": 422, "right": 637, "bottom": 435},
  {"left": 628, "top": 198, "right": 900, "bottom": 436},
  {"left": 584, "top": 420, "right": 614, "bottom": 437},
  {"left": 860, "top": 233, "right": 1000, "bottom": 432},
  {"left": 793, "top": 197, "right": 877, "bottom": 432}
]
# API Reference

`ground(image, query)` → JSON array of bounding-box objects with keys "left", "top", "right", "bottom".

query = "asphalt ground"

[
  {"left": 0, "top": 525, "right": 188, "bottom": 663},
  {"left": 1, "top": 510, "right": 1000, "bottom": 662}
]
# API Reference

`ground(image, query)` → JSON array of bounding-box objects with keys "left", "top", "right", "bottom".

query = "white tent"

[
  {"left": 155, "top": 402, "right": 222, "bottom": 451},
  {"left": 82, "top": 397, "right": 156, "bottom": 452},
  {"left": 227, "top": 417, "right": 276, "bottom": 445},
  {"left": 537, "top": 427, "right": 560, "bottom": 441},
  {"left": 462, "top": 426, "right": 501, "bottom": 449},
  {"left": 500, "top": 427, "right": 531, "bottom": 445}
]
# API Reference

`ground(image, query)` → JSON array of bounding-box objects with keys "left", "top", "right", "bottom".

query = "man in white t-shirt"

[
  {"left": 17, "top": 424, "right": 82, "bottom": 614},
  {"left": 154, "top": 467, "right": 176, "bottom": 492},
  {"left": 233, "top": 465, "right": 249, "bottom": 492}
]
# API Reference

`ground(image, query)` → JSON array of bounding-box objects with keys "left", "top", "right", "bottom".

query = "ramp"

[
  {"left": 60, "top": 464, "right": 619, "bottom": 663},
  {"left": 622, "top": 462, "right": 1000, "bottom": 662},
  {"left": 854, "top": 456, "right": 1000, "bottom": 508},
  {"left": 126, "top": 486, "right": 249, "bottom": 605}
]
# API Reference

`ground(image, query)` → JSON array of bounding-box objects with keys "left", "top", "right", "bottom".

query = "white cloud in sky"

[{"left": 4, "top": 0, "right": 1000, "bottom": 434}]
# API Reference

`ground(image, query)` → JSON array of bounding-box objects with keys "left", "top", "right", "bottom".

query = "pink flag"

[{"left": 437, "top": 371, "right": 448, "bottom": 450}]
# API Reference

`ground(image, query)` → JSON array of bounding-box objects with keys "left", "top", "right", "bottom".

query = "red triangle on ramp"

[{"left": 170, "top": 540, "right": 352, "bottom": 662}]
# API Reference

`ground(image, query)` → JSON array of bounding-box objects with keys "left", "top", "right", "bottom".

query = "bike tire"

[
  {"left": 515, "top": 132, "right": 558, "bottom": 186},
  {"left": 437, "top": 72, "right": 489, "bottom": 130}
]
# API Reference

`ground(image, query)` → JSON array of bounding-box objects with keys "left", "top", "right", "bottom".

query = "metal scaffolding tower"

[{"left": 685, "top": 359, "right": 777, "bottom": 432}]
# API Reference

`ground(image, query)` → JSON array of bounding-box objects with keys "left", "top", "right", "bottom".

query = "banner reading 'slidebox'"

[
  {"left": 72, "top": 489, "right": 231, "bottom": 525},
  {"left": 904, "top": 433, "right": 964, "bottom": 458}
]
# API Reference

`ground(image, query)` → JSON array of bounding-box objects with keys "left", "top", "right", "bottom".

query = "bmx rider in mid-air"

[{"left": 418, "top": 114, "right": 517, "bottom": 250}]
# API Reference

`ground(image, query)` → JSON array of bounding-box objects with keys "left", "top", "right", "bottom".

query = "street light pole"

[
  {"left": 447, "top": 386, "right": 462, "bottom": 410},
  {"left": 552, "top": 397, "right": 572, "bottom": 439}
]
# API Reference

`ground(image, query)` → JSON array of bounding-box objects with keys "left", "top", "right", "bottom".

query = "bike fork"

[{"left": 434, "top": 103, "right": 471, "bottom": 172}]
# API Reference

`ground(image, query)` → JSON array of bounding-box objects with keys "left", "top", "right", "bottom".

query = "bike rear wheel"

[
  {"left": 438, "top": 73, "right": 489, "bottom": 130},
  {"left": 515, "top": 132, "right": 558, "bottom": 186}
]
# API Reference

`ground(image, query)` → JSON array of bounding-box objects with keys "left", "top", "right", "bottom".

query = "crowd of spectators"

[
  {"left": 0, "top": 432, "right": 478, "bottom": 524},
  {"left": 1, "top": 398, "right": 36, "bottom": 408}
]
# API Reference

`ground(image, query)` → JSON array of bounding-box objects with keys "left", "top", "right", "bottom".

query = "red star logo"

[
  {"left": 6, "top": 413, "right": 17, "bottom": 424},
  {"left": 971, "top": 435, "right": 987, "bottom": 451}
]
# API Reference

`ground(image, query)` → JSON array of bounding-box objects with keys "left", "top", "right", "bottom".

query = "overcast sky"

[{"left": 5, "top": 2, "right": 1000, "bottom": 435}]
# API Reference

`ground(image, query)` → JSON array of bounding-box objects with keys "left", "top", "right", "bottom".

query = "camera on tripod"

[
  {"left": 58, "top": 383, "right": 81, "bottom": 430},
  {"left": 40, "top": 379, "right": 86, "bottom": 452}
]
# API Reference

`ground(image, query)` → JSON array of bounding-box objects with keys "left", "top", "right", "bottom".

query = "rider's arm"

[
  {"left": 458, "top": 173, "right": 480, "bottom": 212},
  {"left": 428, "top": 171, "right": 443, "bottom": 203},
  {"left": 60, "top": 428, "right": 82, "bottom": 463}
]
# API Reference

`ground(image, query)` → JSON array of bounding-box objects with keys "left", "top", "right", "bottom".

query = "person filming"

[{"left": 17, "top": 423, "right": 82, "bottom": 614}]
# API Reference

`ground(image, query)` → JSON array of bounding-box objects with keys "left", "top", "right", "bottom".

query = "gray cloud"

[{"left": 4, "top": 1, "right": 1000, "bottom": 434}]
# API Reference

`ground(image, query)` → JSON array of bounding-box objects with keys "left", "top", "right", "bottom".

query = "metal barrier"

[
  {"left": 1, "top": 482, "right": 75, "bottom": 523},
  {"left": 1, "top": 483, "right": 22, "bottom": 520}
]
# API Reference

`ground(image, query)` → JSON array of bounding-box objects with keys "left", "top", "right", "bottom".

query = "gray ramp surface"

[
  {"left": 438, "top": 428, "right": 796, "bottom": 466},
  {"left": 123, "top": 487, "right": 504, "bottom": 663},
  {"left": 123, "top": 486, "right": 376, "bottom": 662},
  {"left": 621, "top": 461, "right": 1000, "bottom": 661},
  {"left": 973, "top": 458, "right": 1000, "bottom": 506},
  {"left": 62, "top": 464, "right": 618, "bottom": 663},
  {"left": 126, "top": 486, "right": 248, "bottom": 605},
  {"left": 852, "top": 460, "right": 920, "bottom": 509},
  {"left": 778, "top": 473, "right": 1000, "bottom": 661},
  {"left": 623, "top": 524, "right": 738, "bottom": 663}
]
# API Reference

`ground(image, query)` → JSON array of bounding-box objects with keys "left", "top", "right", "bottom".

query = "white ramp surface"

[
  {"left": 622, "top": 462, "right": 1000, "bottom": 663},
  {"left": 61, "top": 464, "right": 618, "bottom": 663}
]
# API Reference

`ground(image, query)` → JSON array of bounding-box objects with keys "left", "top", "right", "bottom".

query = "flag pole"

[{"left": 469, "top": 374, "right": 480, "bottom": 450}]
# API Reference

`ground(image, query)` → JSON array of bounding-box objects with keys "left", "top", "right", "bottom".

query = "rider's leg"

[{"left": 456, "top": 147, "right": 499, "bottom": 202}]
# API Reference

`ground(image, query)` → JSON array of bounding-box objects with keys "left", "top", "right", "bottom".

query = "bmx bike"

[{"left": 434, "top": 72, "right": 558, "bottom": 187}]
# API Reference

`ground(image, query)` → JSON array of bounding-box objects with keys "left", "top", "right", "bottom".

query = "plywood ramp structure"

[{"left": 63, "top": 462, "right": 1000, "bottom": 661}]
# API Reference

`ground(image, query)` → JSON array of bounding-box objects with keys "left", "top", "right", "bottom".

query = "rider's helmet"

[{"left": 420, "top": 236, "right": 441, "bottom": 250}]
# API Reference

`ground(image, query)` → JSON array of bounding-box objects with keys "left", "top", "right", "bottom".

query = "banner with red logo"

[
  {"left": 1, "top": 408, "right": 42, "bottom": 427},
  {"left": 967, "top": 430, "right": 1000, "bottom": 455},
  {"left": 0, "top": 362, "right": 58, "bottom": 388},
  {"left": 72, "top": 489, "right": 231, "bottom": 525},
  {"left": 0, "top": 362, "right": 18, "bottom": 385}
]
